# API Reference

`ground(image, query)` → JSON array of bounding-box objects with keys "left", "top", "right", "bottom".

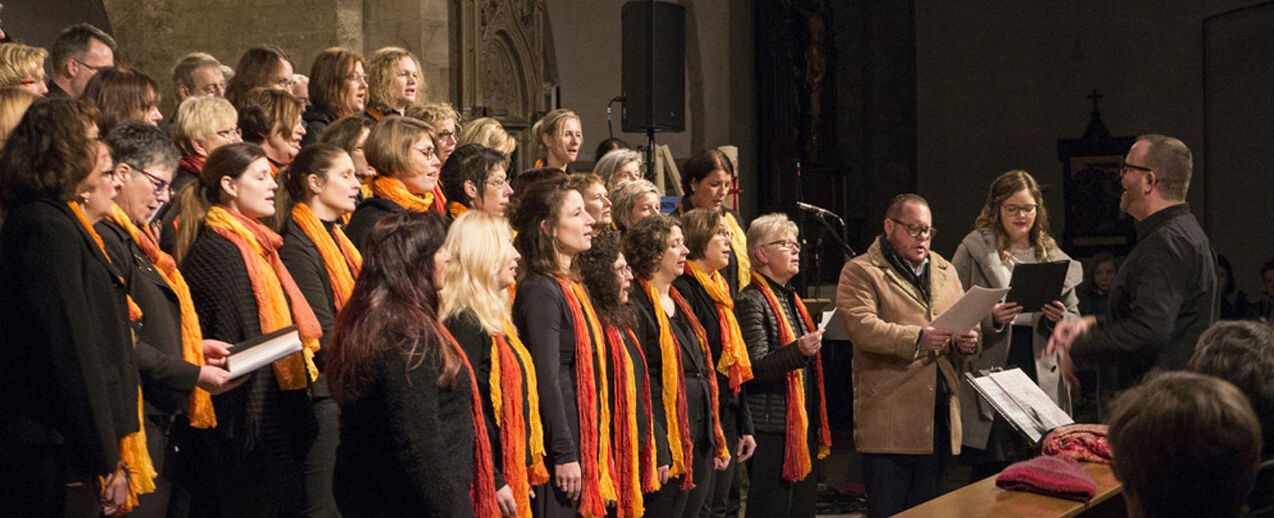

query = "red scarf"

[
  {"left": 669, "top": 288, "right": 730, "bottom": 462},
  {"left": 555, "top": 277, "right": 616, "bottom": 517},
  {"left": 440, "top": 327, "right": 500, "bottom": 517},
  {"left": 604, "top": 324, "right": 657, "bottom": 515},
  {"left": 179, "top": 155, "right": 205, "bottom": 175},
  {"left": 749, "top": 273, "right": 831, "bottom": 481}
]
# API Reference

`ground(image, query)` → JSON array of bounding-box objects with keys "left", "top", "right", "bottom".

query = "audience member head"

[
  {"left": 365, "top": 115, "right": 438, "bottom": 194},
  {"left": 318, "top": 115, "right": 375, "bottom": 179},
  {"left": 609, "top": 179, "right": 659, "bottom": 231},
  {"left": 531, "top": 108, "right": 581, "bottom": 170},
  {"left": 105, "top": 120, "right": 180, "bottom": 225},
  {"left": 440, "top": 211, "right": 519, "bottom": 334},
  {"left": 237, "top": 87, "right": 304, "bottom": 166},
  {"left": 1087, "top": 251, "right": 1118, "bottom": 293},
  {"left": 567, "top": 173, "right": 611, "bottom": 231},
  {"left": 578, "top": 232, "right": 636, "bottom": 329},
  {"left": 1121, "top": 134, "right": 1192, "bottom": 220},
  {"left": 173, "top": 142, "right": 273, "bottom": 261},
  {"left": 225, "top": 45, "right": 294, "bottom": 107},
  {"left": 682, "top": 208, "right": 731, "bottom": 272},
  {"left": 457, "top": 116, "right": 516, "bottom": 157},
  {"left": 0, "top": 87, "right": 37, "bottom": 150},
  {"left": 681, "top": 149, "right": 734, "bottom": 212},
  {"left": 171, "top": 95, "right": 239, "bottom": 158},
  {"left": 406, "top": 102, "right": 460, "bottom": 164},
  {"left": 1190, "top": 320, "right": 1274, "bottom": 456},
  {"left": 365, "top": 47, "right": 422, "bottom": 115},
  {"left": 509, "top": 177, "right": 593, "bottom": 278},
  {"left": 594, "top": 148, "right": 642, "bottom": 191},
  {"left": 328, "top": 211, "right": 457, "bottom": 404},
  {"left": 49, "top": 23, "right": 116, "bottom": 98},
  {"left": 883, "top": 193, "right": 933, "bottom": 268},
  {"left": 309, "top": 47, "right": 366, "bottom": 116},
  {"left": 594, "top": 136, "right": 628, "bottom": 163},
  {"left": 439, "top": 143, "right": 511, "bottom": 214},
  {"left": 747, "top": 213, "right": 800, "bottom": 285},
  {"left": 81, "top": 65, "right": 164, "bottom": 133},
  {"left": 1215, "top": 254, "right": 1237, "bottom": 297},
  {"left": 0, "top": 97, "right": 98, "bottom": 207},
  {"left": 1262, "top": 258, "right": 1274, "bottom": 299},
  {"left": 172, "top": 52, "right": 225, "bottom": 102},
  {"left": 1107, "top": 371, "right": 1260, "bottom": 518},
  {"left": 290, "top": 74, "right": 309, "bottom": 109},
  {"left": 275, "top": 142, "right": 358, "bottom": 229},
  {"left": 0, "top": 42, "right": 48, "bottom": 95},
  {"left": 974, "top": 169, "right": 1056, "bottom": 262},
  {"left": 624, "top": 214, "right": 684, "bottom": 286}
]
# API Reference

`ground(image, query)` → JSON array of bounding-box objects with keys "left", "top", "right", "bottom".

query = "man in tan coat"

[{"left": 837, "top": 194, "right": 978, "bottom": 517}]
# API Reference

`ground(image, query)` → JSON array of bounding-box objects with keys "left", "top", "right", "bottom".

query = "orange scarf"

[
  {"left": 107, "top": 205, "right": 217, "bottom": 429},
  {"left": 204, "top": 205, "right": 322, "bottom": 390},
  {"left": 685, "top": 260, "right": 754, "bottom": 393},
  {"left": 371, "top": 175, "right": 446, "bottom": 214},
  {"left": 637, "top": 277, "right": 694, "bottom": 489},
  {"left": 676, "top": 201, "right": 751, "bottom": 290},
  {"left": 447, "top": 200, "right": 468, "bottom": 219},
  {"left": 605, "top": 324, "right": 657, "bottom": 516},
  {"left": 555, "top": 277, "right": 616, "bottom": 517},
  {"left": 366, "top": 106, "right": 386, "bottom": 120},
  {"left": 69, "top": 202, "right": 156, "bottom": 511},
  {"left": 489, "top": 320, "right": 548, "bottom": 518},
  {"left": 290, "top": 203, "right": 362, "bottom": 311},
  {"left": 749, "top": 272, "right": 831, "bottom": 481},
  {"left": 440, "top": 327, "right": 500, "bottom": 518},
  {"left": 669, "top": 287, "right": 730, "bottom": 463}
]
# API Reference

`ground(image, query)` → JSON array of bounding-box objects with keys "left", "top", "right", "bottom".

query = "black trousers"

[
  {"left": 645, "top": 437, "right": 717, "bottom": 518},
  {"left": 702, "top": 426, "right": 742, "bottom": 518},
  {"left": 302, "top": 396, "right": 341, "bottom": 518},
  {"left": 132, "top": 414, "right": 176, "bottom": 518},
  {"left": 744, "top": 431, "right": 818, "bottom": 518},
  {"left": 861, "top": 394, "right": 951, "bottom": 518}
]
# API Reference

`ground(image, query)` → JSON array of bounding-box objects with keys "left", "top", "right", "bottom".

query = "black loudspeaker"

[{"left": 621, "top": 1, "right": 685, "bottom": 133}]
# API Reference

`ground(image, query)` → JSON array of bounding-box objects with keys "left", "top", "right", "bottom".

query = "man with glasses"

[
  {"left": 47, "top": 23, "right": 116, "bottom": 99},
  {"left": 837, "top": 193, "right": 978, "bottom": 517},
  {"left": 1046, "top": 135, "right": 1218, "bottom": 415},
  {"left": 172, "top": 52, "right": 227, "bottom": 104}
]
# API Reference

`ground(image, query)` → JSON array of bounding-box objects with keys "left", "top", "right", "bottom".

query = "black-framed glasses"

[
  {"left": 1001, "top": 204, "right": 1037, "bottom": 216},
  {"left": 1121, "top": 161, "right": 1153, "bottom": 175},
  {"left": 437, "top": 130, "right": 456, "bottom": 141},
  {"left": 765, "top": 239, "right": 800, "bottom": 252},
  {"left": 73, "top": 57, "right": 111, "bottom": 72},
  {"left": 135, "top": 167, "right": 171, "bottom": 196},
  {"left": 889, "top": 218, "right": 936, "bottom": 239}
]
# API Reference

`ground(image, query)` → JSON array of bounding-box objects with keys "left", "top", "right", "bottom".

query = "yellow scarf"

[
  {"left": 371, "top": 175, "right": 446, "bottom": 214},
  {"left": 489, "top": 319, "right": 549, "bottom": 517},
  {"left": 567, "top": 281, "right": 617, "bottom": 504},
  {"left": 685, "top": 260, "right": 753, "bottom": 393},
  {"left": 722, "top": 212, "right": 751, "bottom": 290},
  {"left": 637, "top": 277, "right": 694, "bottom": 487},
  {"left": 70, "top": 202, "right": 156, "bottom": 511},
  {"left": 204, "top": 205, "right": 322, "bottom": 389},
  {"left": 290, "top": 203, "right": 362, "bottom": 311}
]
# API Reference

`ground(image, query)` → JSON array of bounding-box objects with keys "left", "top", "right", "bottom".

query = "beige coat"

[{"left": 836, "top": 237, "right": 973, "bottom": 455}]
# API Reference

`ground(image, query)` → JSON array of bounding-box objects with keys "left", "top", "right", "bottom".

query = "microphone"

[{"left": 797, "top": 201, "right": 841, "bottom": 220}]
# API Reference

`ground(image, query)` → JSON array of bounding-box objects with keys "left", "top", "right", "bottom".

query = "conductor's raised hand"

[
  {"left": 797, "top": 329, "right": 825, "bottom": 356},
  {"left": 1045, "top": 315, "right": 1095, "bottom": 357}
]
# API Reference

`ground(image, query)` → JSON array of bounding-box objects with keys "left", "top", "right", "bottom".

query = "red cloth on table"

[
  {"left": 1041, "top": 423, "right": 1112, "bottom": 464},
  {"left": 996, "top": 455, "right": 1096, "bottom": 502}
]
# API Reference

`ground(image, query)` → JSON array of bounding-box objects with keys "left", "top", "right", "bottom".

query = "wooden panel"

[{"left": 895, "top": 462, "right": 1124, "bottom": 518}]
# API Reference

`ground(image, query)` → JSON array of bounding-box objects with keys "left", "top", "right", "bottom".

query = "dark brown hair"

[
  {"left": 973, "top": 170, "right": 1056, "bottom": 263},
  {"left": 308, "top": 47, "right": 364, "bottom": 116},
  {"left": 173, "top": 142, "right": 267, "bottom": 262},
  {"left": 440, "top": 143, "right": 508, "bottom": 207},
  {"left": 81, "top": 65, "right": 160, "bottom": 135},
  {"left": 318, "top": 115, "right": 374, "bottom": 157},
  {"left": 681, "top": 148, "right": 734, "bottom": 195},
  {"left": 237, "top": 87, "right": 301, "bottom": 145},
  {"left": 0, "top": 97, "right": 97, "bottom": 206},
  {"left": 49, "top": 23, "right": 116, "bottom": 74},
  {"left": 578, "top": 235, "right": 636, "bottom": 329},
  {"left": 327, "top": 211, "right": 457, "bottom": 403},
  {"left": 226, "top": 45, "right": 292, "bottom": 108},
  {"left": 624, "top": 214, "right": 677, "bottom": 278},
  {"left": 272, "top": 143, "right": 350, "bottom": 230},
  {"left": 509, "top": 176, "right": 576, "bottom": 278}
]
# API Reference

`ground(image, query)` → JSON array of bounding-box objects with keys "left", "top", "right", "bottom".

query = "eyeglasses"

[
  {"left": 215, "top": 127, "right": 242, "bottom": 139},
  {"left": 73, "top": 57, "right": 111, "bottom": 73},
  {"left": 135, "top": 167, "right": 171, "bottom": 196},
  {"left": 889, "top": 218, "right": 936, "bottom": 239},
  {"left": 614, "top": 264, "right": 633, "bottom": 276},
  {"left": 765, "top": 239, "right": 801, "bottom": 252},
  {"left": 437, "top": 130, "right": 455, "bottom": 142},
  {"left": 1001, "top": 204, "right": 1037, "bottom": 216},
  {"left": 486, "top": 176, "right": 509, "bottom": 189},
  {"left": 199, "top": 83, "right": 227, "bottom": 95},
  {"left": 345, "top": 72, "right": 367, "bottom": 83},
  {"left": 271, "top": 77, "right": 292, "bottom": 89},
  {"left": 415, "top": 145, "right": 436, "bottom": 157},
  {"left": 1121, "top": 161, "right": 1153, "bottom": 175},
  {"left": 714, "top": 228, "right": 733, "bottom": 239}
]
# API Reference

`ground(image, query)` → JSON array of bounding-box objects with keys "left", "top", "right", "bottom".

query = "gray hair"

[
  {"left": 172, "top": 52, "right": 222, "bottom": 92},
  {"left": 1138, "top": 134, "right": 1192, "bottom": 201},
  {"left": 746, "top": 213, "right": 798, "bottom": 264},
  {"left": 594, "top": 148, "right": 642, "bottom": 185},
  {"left": 106, "top": 120, "right": 180, "bottom": 172},
  {"left": 610, "top": 179, "right": 658, "bottom": 229}
]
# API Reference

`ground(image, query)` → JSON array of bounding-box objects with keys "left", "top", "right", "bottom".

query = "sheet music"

[
  {"left": 965, "top": 368, "right": 1074, "bottom": 444},
  {"left": 928, "top": 286, "right": 1009, "bottom": 333}
]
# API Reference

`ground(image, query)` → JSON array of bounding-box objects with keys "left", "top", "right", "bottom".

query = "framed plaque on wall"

[{"left": 1057, "top": 92, "right": 1136, "bottom": 258}]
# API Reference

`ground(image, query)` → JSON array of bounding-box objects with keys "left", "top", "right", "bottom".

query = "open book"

[
  {"left": 225, "top": 326, "right": 303, "bottom": 380},
  {"left": 964, "top": 367, "right": 1074, "bottom": 445}
]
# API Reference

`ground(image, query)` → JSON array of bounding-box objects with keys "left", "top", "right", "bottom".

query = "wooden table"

[{"left": 894, "top": 462, "right": 1125, "bottom": 518}]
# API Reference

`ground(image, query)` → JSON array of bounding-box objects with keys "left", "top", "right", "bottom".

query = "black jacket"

[
  {"left": 278, "top": 218, "right": 341, "bottom": 398},
  {"left": 0, "top": 199, "right": 140, "bottom": 478},
  {"left": 345, "top": 196, "right": 406, "bottom": 251},
  {"left": 673, "top": 274, "right": 755, "bottom": 439},
  {"left": 301, "top": 106, "right": 340, "bottom": 147},
  {"left": 97, "top": 219, "right": 200, "bottom": 417},
  {"left": 157, "top": 165, "right": 201, "bottom": 255},
  {"left": 734, "top": 273, "right": 818, "bottom": 434}
]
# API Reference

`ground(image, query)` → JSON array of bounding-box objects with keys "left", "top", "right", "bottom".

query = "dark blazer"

[
  {"left": 333, "top": 333, "right": 474, "bottom": 517},
  {"left": 301, "top": 106, "right": 340, "bottom": 147},
  {"left": 97, "top": 219, "right": 200, "bottom": 417},
  {"left": 512, "top": 274, "right": 587, "bottom": 466},
  {"left": 673, "top": 274, "right": 754, "bottom": 439},
  {"left": 735, "top": 273, "right": 817, "bottom": 434},
  {"left": 345, "top": 196, "right": 405, "bottom": 251},
  {"left": 0, "top": 199, "right": 140, "bottom": 478}
]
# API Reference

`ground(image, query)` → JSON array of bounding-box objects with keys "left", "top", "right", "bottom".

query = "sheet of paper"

[
  {"left": 819, "top": 310, "right": 835, "bottom": 331},
  {"left": 225, "top": 329, "right": 303, "bottom": 380},
  {"left": 965, "top": 368, "right": 1075, "bottom": 445},
  {"left": 927, "top": 286, "right": 1009, "bottom": 333}
]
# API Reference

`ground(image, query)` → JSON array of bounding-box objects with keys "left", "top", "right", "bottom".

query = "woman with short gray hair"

[
  {"left": 594, "top": 148, "right": 643, "bottom": 191},
  {"left": 609, "top": 179, "right": 660, "bottom": 234}
]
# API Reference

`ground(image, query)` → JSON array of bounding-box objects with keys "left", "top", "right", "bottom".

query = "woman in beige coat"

[{"left": 951, "top": 170, "right": 1082, "bottom": 479}]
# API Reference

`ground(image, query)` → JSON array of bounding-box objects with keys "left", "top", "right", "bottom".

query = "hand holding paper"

[{"left": 928, "top": 286, "right": 1010, "bottom": 334}]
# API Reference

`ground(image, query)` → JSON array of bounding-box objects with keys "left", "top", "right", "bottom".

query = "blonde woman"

[
  {"left": 441, "top": 211, "right": 547, "bottom": 517},
  {"left": 0, "top": 87, "right": 37, "bottom": 152},
  {"left": 407, "top": 101, "right": 462, "bottom": 164},
  {"left": 0, "top": 42, "right": 49, "bottom": 95},
  {"left": 610, "top": 179, "right": 661, "bottom": 233},
  {"left": 459, "top": 116, "right": 517, "bottom": 157},
  {"left": 531, "top": 108, "right": 582, "bottom": 172},
  {"left": 364, "top": 47, "right": 422, "bottom": 119},
  {"left": 161, "top": 95, "right": 240, "bottom": 253}
]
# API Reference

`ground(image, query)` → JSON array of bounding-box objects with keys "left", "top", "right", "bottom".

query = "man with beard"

[
  {"left": 837, "top": 194, "right": 978, "bottom": 517},
  {"left": 1047, "top": 134, "right": 1218, "bottom": 415}
]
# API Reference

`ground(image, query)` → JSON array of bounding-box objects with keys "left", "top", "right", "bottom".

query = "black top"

[
  {"left": 734, "top": 273, "right": 819, "bottom": 434},
  {"left": 181, "top": 228, "right": 314, "bottom": 451},
  {"left": 673, "top": 274, "right": 755, "bottom": 438},
  {"left": 345, "top": 196, "right": 406, "bottom": 251},
  {"left": 1071, "top": 204, "right": 1219, "bottom": 409},
  {"left": 96, "top": 219, "right": 200, "bottom": 417},
  {"left": 605, "top": 322, "right": 655, "bottom": 462},
  {"left": 279, "top": 218, "right": 339, "bottom": 398},
  {"left": 301, "top": 106, "right": 340, "bottom": 147},
  {"left": 334, "top": 333, "right": 474, "bottom": 517},
  {"left": 157, "top": 164, "right": 201, "bottom": 255},
  {"left": 0, "top": 199, "right": 140, "bottom": 478}
]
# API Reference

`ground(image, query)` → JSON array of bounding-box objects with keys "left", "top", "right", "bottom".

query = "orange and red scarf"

[
  {"left": 204, "top": 205, "right": 322, "bottom": 390},
  {"left": 555, "top": 277, "right": 617, "bottom": 517},
  {"left": 676, "top": 200, "right": 752, "bottom": 290},
  {"left": 69, "top": 202, "right": 155, "bottom": 512},
  {"left": 290, "top": 203, "right": 362, "bottom": 311},
  {"left": 604, "top": 323, "right": 657, "bottom": 516},
  {"left": 440, "top": 326, "right": 500, "bottom": 518},
  {"left": 371, "top": 175, "right": 446, "bottom": 215},
  {"left": 685, "top": 260, "right": 754, "bottom": 392},
  {"left": 749, "top": 272, "right": 831, "bottom": 481},
  {"left": 489, "top": 319, "right": 548, "bottom": 518}
]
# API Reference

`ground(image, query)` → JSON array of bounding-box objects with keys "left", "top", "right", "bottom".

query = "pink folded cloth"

[
  {"left": 996, "top": 454, "right": 1096, "bottom": 502},
  {"left": 1042, "top": 423, "right": 1112, "bottom": 464}
]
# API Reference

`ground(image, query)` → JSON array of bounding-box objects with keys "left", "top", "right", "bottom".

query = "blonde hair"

[
  {"left": 365, "top": 115, "right": 435, "bottom": 178},
  {"left": 439, "top": 211, "right": 513, "bottom": 334},
  {"left": 170, "top": 95, "right": 237, "bottom": 156},
  {"left": 746, "top": 213, "right": 798, "bottom": 264},
  {"left": 407, "top": 101, "right": 461, "bottom": 129},
  {"left": 0, "top": 87, "right": 37, "bottom": 152},
  {"left": 365, "top": 47, "right": 422, "bottom": 112},
  {"left": 531, "top": 108, "right": 579, "bottom": 157},
  {"left": 0, "top": 43, "right": 47, "bottom": 88},
  {"left": 458, "top": 116, "right": 516, "bottom": 156}
]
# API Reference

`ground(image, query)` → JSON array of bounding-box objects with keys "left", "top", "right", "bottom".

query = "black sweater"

[
  {"left": 345, "top": 197, "right": 406, "bottom": 251},
  {"left": 278, "top": 218, "right": 337, "bottom": 399}
]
